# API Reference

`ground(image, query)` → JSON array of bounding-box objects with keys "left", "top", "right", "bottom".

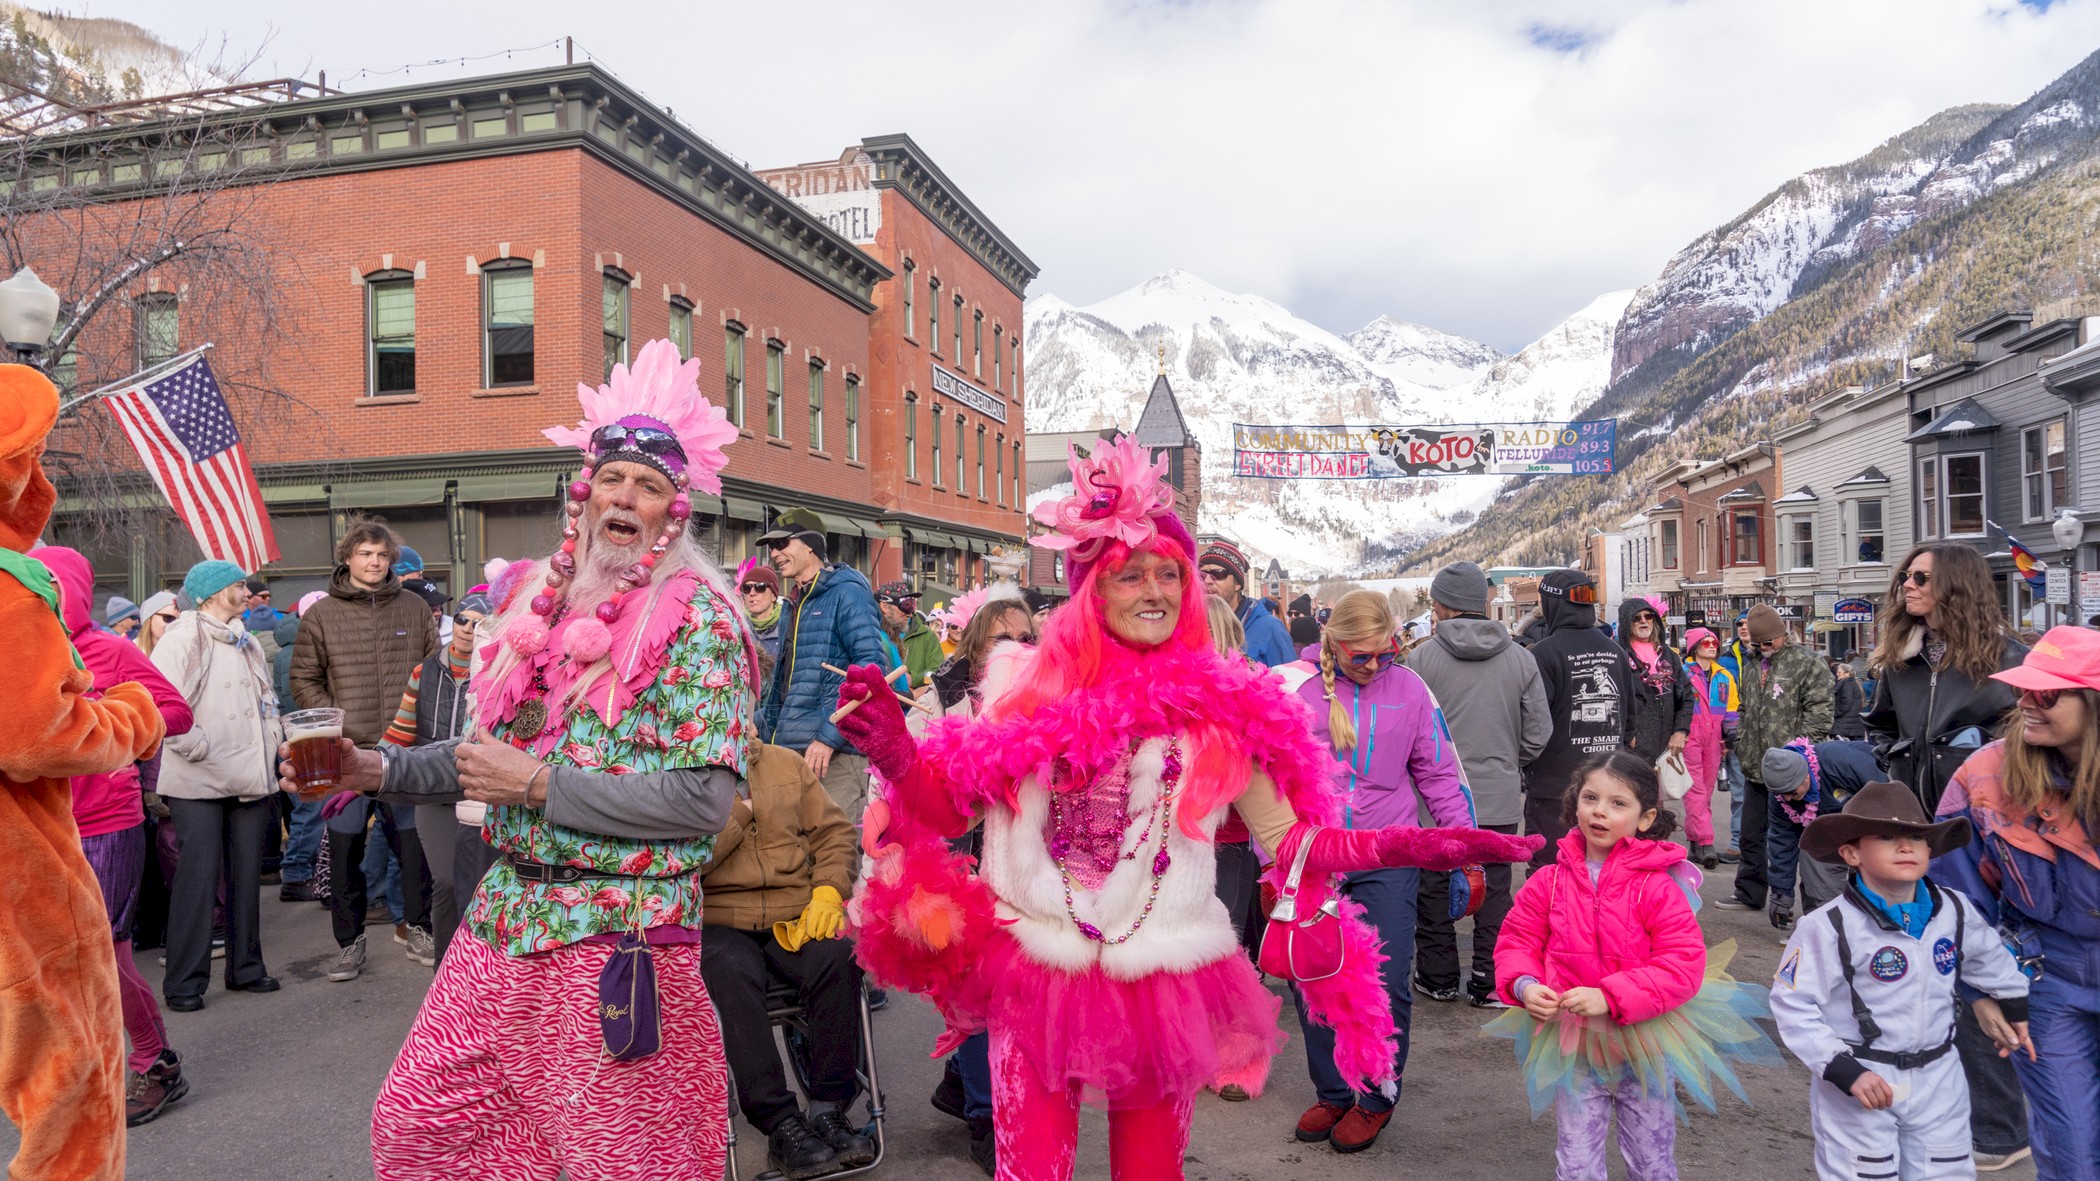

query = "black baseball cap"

[{"left": 756, "top": 507, "right": 828, "bottom": 552}]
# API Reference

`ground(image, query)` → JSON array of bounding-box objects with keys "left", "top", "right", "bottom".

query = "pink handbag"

[{"left": 1257, "top": 827, "right": 1346, "bottom": 983}]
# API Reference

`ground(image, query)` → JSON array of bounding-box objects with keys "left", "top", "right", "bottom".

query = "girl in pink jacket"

[{"left": 1491, "top": 750, "right": 1777, "bottom": 1181}]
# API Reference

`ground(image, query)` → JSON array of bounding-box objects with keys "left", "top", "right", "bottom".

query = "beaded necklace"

[{"left": 1048, "top": 737, "right": 1185, "bottom": 944}]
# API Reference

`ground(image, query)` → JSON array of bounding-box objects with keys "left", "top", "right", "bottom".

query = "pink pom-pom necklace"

[{"left": 512, "top": 462, "right": 693, "bottom": 664}]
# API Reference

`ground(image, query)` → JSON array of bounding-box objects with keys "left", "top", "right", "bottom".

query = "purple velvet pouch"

[{"left": 598, "top": 932, "right": 662, "bottom": 1060}]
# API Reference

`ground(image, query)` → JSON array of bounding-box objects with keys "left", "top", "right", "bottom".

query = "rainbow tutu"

[{"left": 1483, "top": 940, "right": 1782, "bottom": 1120}]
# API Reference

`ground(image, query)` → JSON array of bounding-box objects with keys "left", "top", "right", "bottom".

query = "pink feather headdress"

[
  {"left": 543, "top": 338, "right": 737, "bottom": 496},
  {"left": 1030, "top": 433, "right": 1193, "bottom": 585}
]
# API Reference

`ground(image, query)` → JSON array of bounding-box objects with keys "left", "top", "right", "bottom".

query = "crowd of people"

[{"left": 2, "top": 345, "right": 2097, "bottom": 1181}]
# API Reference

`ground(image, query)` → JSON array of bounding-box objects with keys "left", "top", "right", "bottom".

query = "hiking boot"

[
  {"left": 968, "top": 1115, "right": 995, "bottom": 1176},
  {"left": 1976, "top": 1147, "right": 2032, "bottom": 1172},
  {"left": 930, "top": 1065, "right": 968, "bottom": 1122},
  {"left": 125, "top": 1051, "right": 189, "bottom": 1127},
  {"left": 811, "top": 1108, "right": 876, "bottom": 1167},
  {"left": 1770, "top": 906, "right": 1796, "bottom": 932},
  {"left": 278, "top": 879, "right": 315, "bottom": 902},
  {"left": 402, "top": 925, "right": 437, "bottom": 967},
  {"left": 1331, "top": 1104, "right": 1394, "bottom": 1153},
  {"left": 1694, "top": 844, "right": 1720, "bottom": 869},
  {"left": 1411, "top": 975, "right": 1460, "bottom": 1003},
  {"left": 1295, "top": 1099, "right": 1352, "bottom": 1142},
  {"left": 328, "top": 935, "right": 367, "bottom": 982},
  {"left": 766, "top": 1112, "right": 839, "bottom": 1179},
  {"left": 1718, "top": 847, "right": 1741, "bottom": 864}
]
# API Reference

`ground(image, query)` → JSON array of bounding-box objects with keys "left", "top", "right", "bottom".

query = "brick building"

[{"left": 21, "top": 63, "right": 1032, "bottom": 603}]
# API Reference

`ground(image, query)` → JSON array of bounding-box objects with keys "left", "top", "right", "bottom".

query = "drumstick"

[
  {"left": 824, "top": 663, "right": 907, "bottom": 685},
  {"left": 824, "top": 664, "right": 934, "bottom": 720}
]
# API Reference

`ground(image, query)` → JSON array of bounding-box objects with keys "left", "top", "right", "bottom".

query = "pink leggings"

[
  {"left": 1681, "top": 715, "right": 1724, "bottom": 846},
  {"left": 113, "top": 941, "right": 167, "bottom": 1073},
  {"left": 990, "top": 1026, "right": 1195, "bottom": 1181}
]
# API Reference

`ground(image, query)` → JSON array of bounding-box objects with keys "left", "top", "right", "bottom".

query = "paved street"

[{"left": 6, "top": 863, "right": 2036, "bottom": 1181}]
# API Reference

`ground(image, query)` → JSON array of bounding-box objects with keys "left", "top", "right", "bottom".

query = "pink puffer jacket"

[{"left": 1494, "top": 829, "right": 1706, "bottom": 1024}]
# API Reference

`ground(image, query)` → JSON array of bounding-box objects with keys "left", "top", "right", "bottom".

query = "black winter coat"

[
  {"left": 1863, "top": 631, "right": 2025, "bottom": 813},
  {"left": 1522, "top": 593, "right": 1633, "bottom": 800},
  {"left": 1615, "top": 601, "right": 1693, "bottom": 760},
  {"left": 1832, "top": 676, "right": 1867, "bottom": 739}
]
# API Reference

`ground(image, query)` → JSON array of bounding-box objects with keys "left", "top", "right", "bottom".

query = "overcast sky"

[{"left": 79, "top": 0, "right": 2100, "bottom": 351}]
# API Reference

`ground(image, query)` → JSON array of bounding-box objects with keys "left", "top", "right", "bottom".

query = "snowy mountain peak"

[{"left": 1348, "top": 316, "right": 1503, "bottom": 392}]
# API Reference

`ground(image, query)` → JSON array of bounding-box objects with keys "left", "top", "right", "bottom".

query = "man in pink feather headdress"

[
  {"left": 835, "top": 435, "right": 1544, "bottom": 1180},
  {"left": 279, "top": 340, "right": 766, "bottom": 1181}
]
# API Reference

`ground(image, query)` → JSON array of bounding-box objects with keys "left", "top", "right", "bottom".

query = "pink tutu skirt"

[{"left": 977, "top": 934, "right": 1286, "bottom": 1107}]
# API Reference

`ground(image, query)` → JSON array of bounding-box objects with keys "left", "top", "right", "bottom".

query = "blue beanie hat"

[
  {"left": 182, "top": 560, "right": 248, "bottom": 607},
  {"left": 393, "top": 546, "right": 424, "bottom": 577}
]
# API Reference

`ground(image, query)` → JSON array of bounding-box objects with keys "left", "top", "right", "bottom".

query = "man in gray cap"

[
  {"left": 1406, "top": 560, "right": 1551, "bottom": 1006},
  {"left": 1757, "top": 739, "right": 1878, "bottom": 929},
  {"left": 105, "top": 595, "right": 140, "bottom": 639}
]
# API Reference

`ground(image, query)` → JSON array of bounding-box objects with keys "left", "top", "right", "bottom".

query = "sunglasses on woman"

[
  {"left": 152, "top": 612, "right": 178, "bottom": 625},
  {"left": 1901, "top": 569, "right": 1931, "bottom": 587},
  {"left": 740, "top": 582, "right": 773, "bottom": 595},
  {"left": 1340, "top": 640, "right": 1399, "bottom": 668},
  {"left": 2021, "top": 687, "right": 2065, "bottom": 711},
  {"left": 453, "top": 613, "right": 485, "bottom": 629}
]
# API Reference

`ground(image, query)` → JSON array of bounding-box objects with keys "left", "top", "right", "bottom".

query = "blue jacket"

[
  {"left": 759, "top": 564, "right": 889, "bottom": 755},
  {"left": 1715, "top": 638, "right": 1750, "bottom": 689},
  {"left": 1237, "top": 596, "right": 1295, "bottom": 668}
]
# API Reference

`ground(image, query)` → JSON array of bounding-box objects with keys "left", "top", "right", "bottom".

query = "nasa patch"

[
  {"left": 1777, "top": 948, "right": 1801, "bottom": 989},
  {"left": 1933, "top": 937, "right": 1958, "bottom": 975},
  {"left": 1870, "top": 946, "right": 1909, "bottom": 982}
]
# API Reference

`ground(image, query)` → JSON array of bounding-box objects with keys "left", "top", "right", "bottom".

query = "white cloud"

[{"left": 72, "top": 0, "right": 2100, "bottom": 349}]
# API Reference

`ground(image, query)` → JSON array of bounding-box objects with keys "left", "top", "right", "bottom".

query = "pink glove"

[
  {"left": 321, "top": 790, "right": 364, "bottom": 821},
  {"left": 1291, "top": 824, "right": 1542, "bottom": 876},
  {"left": 834, "top": 664, "right": 918, "bottom": 783}
]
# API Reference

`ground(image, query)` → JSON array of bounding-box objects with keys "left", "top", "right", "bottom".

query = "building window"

[
  {"left": 366, "top": 271, "right": 415, "bottom": 395},
  {"left": 724, "top": 324, "right": 746, "bottom": 428},
  {"left": 1013, "top": 441, "right": 1022, "bottom": 507},
  {"left": 1659, "top": 519, "right": 1679, "bottom": 570},
  {"left": 602, "top": 269, "right": 630, "bottom": 379},
  {"left": 807, "top": 361, "right": 825, "bottom": 452},
  {"left": 667, "top": 298, "right": 693, "bottom": 360},
  {"left": 1920, "top": 453, "right": 1985, "bottom": 537},
  {"left": 955, "top": 414, "right": 966, "bottom": 491},
  {"left": 482, "top": 260, "right": 534, "bottom": 386},
  {"left": 2022, "top": 420, "right": 2068, "bottom": 521},
  {"left": 902, "top": 261, "right": 916, "bottom": 340},
  {"left": 928, "top": 278, "right": 940, "bottom": 350},
  {"left": 1695, "top": 518, "right": 1708, "bottom": 574},
  {"left": 1731, "top": 511, "right": 1761, "bottom": 566},
  {"left": 1846, "top": 498, "right": 1885, "bottom": 564},
  {"left": 765, "top": 341, "right": 785, "bottom": 439},
  {"left": 904, "top": 395, "right": 918, "bottom": 478},
  {"left": 844, "top": 376, "right": 860, "bottom": 461},
  {"left": 1785, "top": 515, "right": 1814, "bottom": 571},
  {"left": 931, "top": 406, "right": 944, "bottom": 486},
  {"left": 976, "top": 424, "right": 987, "bottom": 498},
  {"left": 1011, "top": 337, "right": 1020, "bottom": 396},
  {"left": 993, "top": 326, "right": 1003, "bottom": 389},
  {"left": 135, "top": 293, "right": 179, "bottom": 371},
  {"left": 952, "top": 297, "right": 964, "bottom": 367},
  {"left": 995, "top": 432, "right": 1005, "bottom": 505},
  {"left": 973, "top": 312, "right": 984, "bottom": 379}
]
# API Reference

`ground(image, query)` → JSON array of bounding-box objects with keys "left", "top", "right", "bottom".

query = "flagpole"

[{"left": 56, "top": 342, "right": 215, "bottom": 416}]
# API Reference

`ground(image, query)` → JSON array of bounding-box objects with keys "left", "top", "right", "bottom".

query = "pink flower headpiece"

[
  {"left": 1030, "top": 434, "right": 1191, "bottom": 584},
  {"left": 543, "top": 339, "right": 736, "bottom": 496}
]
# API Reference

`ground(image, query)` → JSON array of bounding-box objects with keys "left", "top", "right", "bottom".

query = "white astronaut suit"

[{"left": 1770, "top": 879, "right": 2031, "bottom": 1180}]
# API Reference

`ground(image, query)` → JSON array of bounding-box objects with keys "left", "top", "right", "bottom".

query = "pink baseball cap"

[
  {"left": 1991, "top": 625, "right": 2100, "bottom": 694},
  {"left": 296, "top": 590, "right": 328, "bottom": 616}
]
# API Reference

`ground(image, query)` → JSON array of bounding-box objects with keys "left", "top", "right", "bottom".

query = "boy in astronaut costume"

[{"left": 1770, "top": 781, "right": 2034, "bottom": 1180}]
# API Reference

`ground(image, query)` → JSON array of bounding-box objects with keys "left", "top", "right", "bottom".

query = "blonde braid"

[{"left": 1321, "top": 640, "right": 1356, "bottom": 753}]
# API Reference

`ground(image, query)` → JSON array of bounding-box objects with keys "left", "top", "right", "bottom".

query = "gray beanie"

[
  {"left": 1429, "top": 561, "right": 1491, "bottom": 614},
  {"left": 1762, "top": 747, "right": 1809, "bottom": 794}
]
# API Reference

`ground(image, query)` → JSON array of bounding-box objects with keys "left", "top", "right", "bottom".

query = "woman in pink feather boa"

[{"left": 836, "top": 438, "right": 1540, "bottom": 1181}]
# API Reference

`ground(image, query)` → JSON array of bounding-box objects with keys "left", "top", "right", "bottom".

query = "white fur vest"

[{"left": 977, "top": 734, "right": 1239, "bottom": 979}]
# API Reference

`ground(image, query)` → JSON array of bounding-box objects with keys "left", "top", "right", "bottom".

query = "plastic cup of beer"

[{"left": 284, "top": 708, "right": 345, "bottom": 799}]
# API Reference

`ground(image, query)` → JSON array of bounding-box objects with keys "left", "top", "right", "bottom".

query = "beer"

[{"left": 284, "top": 708, "right": 345, "bottom": 799}]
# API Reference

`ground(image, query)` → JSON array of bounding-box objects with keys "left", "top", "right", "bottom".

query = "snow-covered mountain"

[
  {"left": 1024, "top": 271, "right": 1623, "bottom": 575},
  {"left": 1, "top": 3, "right": 244, "bottom": 130}
]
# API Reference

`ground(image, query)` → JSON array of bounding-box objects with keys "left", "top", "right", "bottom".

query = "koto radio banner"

[{"left": 1231, "top": 419, "right": 1617, "bottom": 480}]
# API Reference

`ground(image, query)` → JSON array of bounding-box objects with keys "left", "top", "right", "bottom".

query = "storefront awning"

[
  {"left": 723, "top": 496, "right": 765, "bottom": 523},
  {"left": 454, "top": 472, "right": 559, "bottom": 502},
  {"left": 260, "top": 483, "right": 326, "bottom": 506},
  {"left": 847, "top": 517, "right": 889, "bottom": 539},
  {"left": 329, "top": 478, "right": 448, "bottom": 510}
]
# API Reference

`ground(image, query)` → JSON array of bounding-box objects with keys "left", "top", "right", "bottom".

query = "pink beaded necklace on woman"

[{"left": 1046, "top": 737, "right": 1186, "bottom": 944}]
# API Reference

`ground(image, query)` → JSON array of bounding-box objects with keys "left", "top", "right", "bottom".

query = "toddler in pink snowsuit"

[{"left": 1680, "top": 628, "right": 1737, "bottom": 866}]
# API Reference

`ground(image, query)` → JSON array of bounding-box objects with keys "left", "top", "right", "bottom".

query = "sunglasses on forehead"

[{"left": 590, "top": 424, "right": 684, "bottom": 457}]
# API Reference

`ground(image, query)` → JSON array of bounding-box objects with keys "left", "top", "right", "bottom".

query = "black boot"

[
  {"left": 931, "top": 1057, "right": 967, "bottom": 1121},
  {"left": 810, "top": 1108, "right": 875, "bottom": 1168},
  {"left": 766, "top": 1112, "right": 839, "bottom": 1180},
  {"left": 968, "top": 1115, "right": 996, "bottom": 1177}
]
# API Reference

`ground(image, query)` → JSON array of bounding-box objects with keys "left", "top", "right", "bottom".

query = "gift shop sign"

[
  {"left": 931, "top": 363, "right": 1006, "bottom": 424},
  {"left": 1831, "top": 598, "right": 1875, "bottom": 624},
  {"left": 1231, "top": 419, "right": 1616, "bottom": 479}
]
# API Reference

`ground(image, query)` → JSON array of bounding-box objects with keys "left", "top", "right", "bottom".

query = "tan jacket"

[
  {"left": 700, "top": 743, "right": 858, "bottom": 932},
  {"left": 149, "top": 612, "right": 279, "bottom": 801}
]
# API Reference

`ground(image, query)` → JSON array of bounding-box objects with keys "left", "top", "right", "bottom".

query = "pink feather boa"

[{"left": 853, "top": 642, "right": 1403, "bottom": 1091}]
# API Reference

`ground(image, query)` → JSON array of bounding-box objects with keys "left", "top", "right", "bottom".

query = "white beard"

[{"left": 567, "top": 525, "right": 646, "bottom": 614}]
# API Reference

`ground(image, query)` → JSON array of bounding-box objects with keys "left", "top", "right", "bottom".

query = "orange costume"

[{"left": 0, "top": 365, "right": 165, "bottom": 1181}]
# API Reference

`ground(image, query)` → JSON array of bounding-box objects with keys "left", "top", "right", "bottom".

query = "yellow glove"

[
  {"left": 801, "top": 885, "right": 846, "bottom": 942},
  {"left": 772, "top": 917, "right": 809, "bottom": 952}
]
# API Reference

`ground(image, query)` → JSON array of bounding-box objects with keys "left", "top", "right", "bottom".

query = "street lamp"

[
  {"left": 0, "top": 268, "right": 62, "bottom": 370},
  {"left": 2053, "top": 509, "right": 2085, "bottom": 623}
]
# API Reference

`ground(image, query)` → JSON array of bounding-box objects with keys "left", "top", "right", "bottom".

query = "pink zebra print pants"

[{"left": 371, "top": 933, "right": 728, "bottom": 1180}]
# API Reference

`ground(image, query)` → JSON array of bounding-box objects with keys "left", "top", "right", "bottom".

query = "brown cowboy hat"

[{"left": 1801, "top": 780, "right": 1974, "bottom": 863}]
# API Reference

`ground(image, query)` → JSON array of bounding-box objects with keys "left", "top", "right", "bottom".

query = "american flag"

[{"left": 102, "top": 353, "right": 278, "bottom": 571}]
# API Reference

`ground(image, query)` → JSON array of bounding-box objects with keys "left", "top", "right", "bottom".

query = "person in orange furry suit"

[{"left": 0, "top": 364, "right": 167, "bottom": 1180}]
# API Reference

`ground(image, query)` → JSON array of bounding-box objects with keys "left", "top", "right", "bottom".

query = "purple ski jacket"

[{"left": 1292, "top": 659, "right": 1476, "bottom": 832}]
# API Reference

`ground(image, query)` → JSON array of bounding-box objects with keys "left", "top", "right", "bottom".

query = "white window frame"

[
  {"left": 1659, "top": 519, "right": 1679, "bottom": 571},
  {"left": 1920, "top": 452, "right": 1987, "bottom": 538},
  {"left": 2021, "top": 420, "right": 2068, "bottom": 522},
  {"left": 1843, "top": 496, "right": 1887, "bottom": 566},
  {"left": 1782, "top": 513, "right": 1814, "bottom": 572}
]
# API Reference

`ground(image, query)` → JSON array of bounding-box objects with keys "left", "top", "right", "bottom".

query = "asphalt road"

[{"left": 4, "top": 863, "right": 2039, "bottom": 1181}]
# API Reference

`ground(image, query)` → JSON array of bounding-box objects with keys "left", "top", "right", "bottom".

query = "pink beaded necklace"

[{"left": 1047, "top": 737, "right": 1185, "bottom": 944}]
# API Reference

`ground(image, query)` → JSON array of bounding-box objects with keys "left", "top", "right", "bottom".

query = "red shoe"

[
  {"left": 1331, "top": 1105, "right": 1393, "bottom": 1153},
  {"left": 1294, "top": 1100, "right": 1352, "bottom": 1142}
]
